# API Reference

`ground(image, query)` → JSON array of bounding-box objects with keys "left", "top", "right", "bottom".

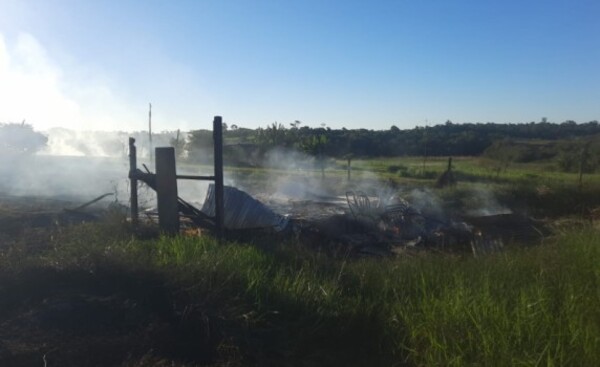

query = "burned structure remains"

[{"left": 128, "top": 116, "right": 546, "bottom": 257}]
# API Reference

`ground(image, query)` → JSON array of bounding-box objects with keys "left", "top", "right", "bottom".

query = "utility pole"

[
  {"left": 422, "top": 119, "right": 428, "bottom": 176},
  {"left": 148, "top": 103, "right": 153, "bottom": 166}
]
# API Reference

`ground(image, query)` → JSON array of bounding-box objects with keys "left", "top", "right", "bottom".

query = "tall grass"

[{"left": 23, "top": 223, "right": 598, "bottom": 366}]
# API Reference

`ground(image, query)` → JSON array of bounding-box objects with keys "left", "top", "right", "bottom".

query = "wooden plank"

[{"left": 176, "top": 175, "right": 215, "bottom": 180}]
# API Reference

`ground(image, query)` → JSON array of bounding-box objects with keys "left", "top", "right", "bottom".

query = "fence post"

[
  {"left": 213, "top": 116, "right": 225, "bottom": 240},
  {"left": 155, "top": 147, "right": 180, "bottom": 235},
  {"left": 128, "top": 138, "right": 138, "bottom": 227}
]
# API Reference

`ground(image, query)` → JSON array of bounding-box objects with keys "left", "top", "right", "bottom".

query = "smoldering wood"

[
  {"left": 68, "top": 193, "right": 114, "bottom": 212},
  {"left": 176, "top": 174, "right": 215, "bottom": 180}
]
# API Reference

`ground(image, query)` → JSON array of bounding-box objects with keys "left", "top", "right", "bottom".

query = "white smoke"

[
  {"left": 42, "top": 129, "right": 127, "bottom": 157},
  {"left": 406, "top": 188, "right": 444, "bottom": 217},
  {"left": 466, "top": 186, "right": 512, "bottom": 216},
  {"left": 40, "top": 128, "right": 183, "bottom": 158},
  {"left": 0, "top": 32, "right": 141, "bottom": 131},
  {"left": 0, "top": 154, "right": 129, "bottom": 200}
]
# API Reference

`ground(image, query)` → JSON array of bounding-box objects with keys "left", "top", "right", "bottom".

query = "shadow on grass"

[
  {"left": 0, "top": 254, "right": 408, "bottom": 366},
  {"left": 0, "top": 264, "right": 218, "bottom": 366}
]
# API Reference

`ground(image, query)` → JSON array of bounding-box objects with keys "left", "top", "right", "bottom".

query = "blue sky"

[{"left": 0, "top": 0, "right": 598, "bottom": 131}]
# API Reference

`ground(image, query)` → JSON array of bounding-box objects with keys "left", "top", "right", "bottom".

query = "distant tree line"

[{"left": 185, "top": 120, "right": 600, "bottom": 160}]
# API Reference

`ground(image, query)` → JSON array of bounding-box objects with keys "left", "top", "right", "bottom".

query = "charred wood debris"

[
  {"left": 0, "top": 175, "right": 545, "bottom": 258},
  {"left": 129, "top": 167, "right": 547, "bottom": 258}
]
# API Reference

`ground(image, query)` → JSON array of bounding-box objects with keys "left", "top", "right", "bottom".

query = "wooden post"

[
  {"left": 347, "top": 157, "right": 352, "bottom": 181},
  {"left": 213, "top": 116, "right": 225, "bottom": 239},
  {"left": 128, "top": 138, "right": 138, "bottom": 227},
  {"left": 578, "top": 143, "right": 589, "bottom": 191},
  {"left": 155, "top": 147, "right": 180, "bottom": 235},
  {"left": 422, "top": 122, "right": 428, "bottom": 176}
]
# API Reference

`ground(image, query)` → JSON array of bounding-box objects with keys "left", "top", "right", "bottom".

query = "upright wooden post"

[
  {"left": 213, "top": 116, "right": 225, "bottom": 239},
  {"left": 422, "top": 122, "right": 428, "bottom": 175},
  {"left": 155, "top": 147, "right": 180, "bottom": 235},
  {"left": 578, "top": 143, "right": 589, "bottom": 191},
  {"left": 128, "top": 138, "right": 138, "bottom": 227},
  {"left": 347, "top": 156, "right": 352, "bottom": 181}
]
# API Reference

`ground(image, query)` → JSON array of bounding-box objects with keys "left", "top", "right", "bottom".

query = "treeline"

[{"left": 186, "top": 120, "right": 600, "bottom": 159}]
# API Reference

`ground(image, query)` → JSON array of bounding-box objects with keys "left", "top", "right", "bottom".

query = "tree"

[
  {"left": 301, "top": 134, "right": 329, "bottom": 178},
  {"left": 186, "top": 129, "right": 213, "bottom": 162},
  {"left": 256, "top": 122, "right": 288, "bottom": 150}
]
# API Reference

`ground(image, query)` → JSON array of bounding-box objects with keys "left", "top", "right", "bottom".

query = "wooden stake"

[
  {"left": 213, "top": 116, "right": 225, "bottom": 240},
  {"left": 578, "top": 142, "right": 590, "bottom": 191},
  {"left": 128, "top": 138, "right": 138, "bottom": 227},
  {"left": 347, "top": 156, "right": 352, "bottom": 181}
]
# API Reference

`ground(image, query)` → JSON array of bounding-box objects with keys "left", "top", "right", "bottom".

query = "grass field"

[
  {"left": 1, "top": 219, "right": 598, "bottom": 366},
  {"left": 216, "top": 155, "right": 600, "bottom": 218},
  {"left": 1, "top": 156, "right": 599, "bottom": 366}
]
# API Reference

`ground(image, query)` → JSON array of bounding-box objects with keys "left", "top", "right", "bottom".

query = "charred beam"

[{"left": 176, "top": 174, "right": 215, "bottom": 180}]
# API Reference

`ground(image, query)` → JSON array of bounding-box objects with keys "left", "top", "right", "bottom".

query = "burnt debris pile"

[
  {"left": 131, "top": 166, "right": 546, "bottom": 257},
  {"left": 125, "top": 118, "right": 547, "bottom": 257},
  {"left": 289, "top": 190, "right": 545, "bottom": 257}
]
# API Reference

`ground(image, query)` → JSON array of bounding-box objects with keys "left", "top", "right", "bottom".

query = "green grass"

[
  {"left": 3, "top": 218, "right": 598, "bottom": 366},
  {"left": 183, "top": 156, "right": 600, "bottom": 218},
  {"left": 3, "top": 155, "right": 600, "bottom": 365},
  {"left": 324, "top": 156, "right": 600, "bottom": 217},
  {"left": 345, "top": 156, "right": 600, "bottom": 185},
  {"left": 183, "top": 152, "right": 600, "bottom": 190}
]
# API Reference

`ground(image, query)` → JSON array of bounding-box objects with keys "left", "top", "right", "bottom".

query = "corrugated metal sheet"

[{"left": 201, "top": 184, "right": 289, "bottom": 231}]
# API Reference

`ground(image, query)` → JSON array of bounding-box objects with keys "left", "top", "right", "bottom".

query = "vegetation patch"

[{"left": 1, "top": 214, "right": 598, "bottom": 366}]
